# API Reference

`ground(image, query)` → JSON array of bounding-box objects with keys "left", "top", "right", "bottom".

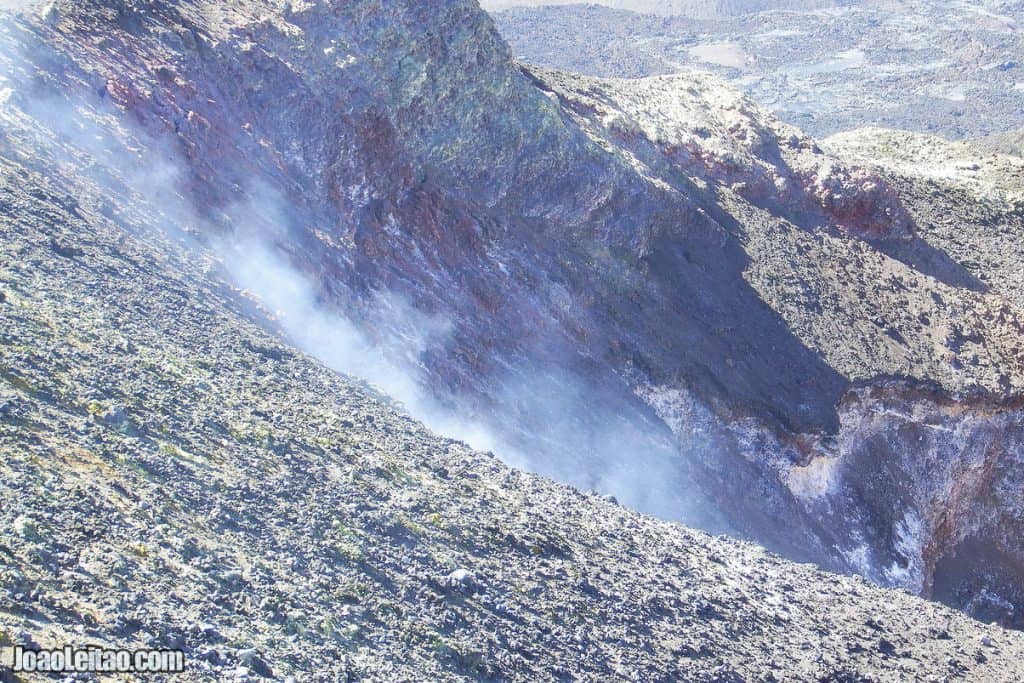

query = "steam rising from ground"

[
  {"left": 0, "top": 19, "right": 723, "bottom": 532},
  {"left": 222, "top": 237, "right": 718, "bottom": 527},
  {"left": 221, "top": 237, "right": 507, "bottom": 458}
]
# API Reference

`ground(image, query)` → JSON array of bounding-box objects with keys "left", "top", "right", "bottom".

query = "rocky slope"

[
  {"left": 975, "top": 128, "right": 1024, "bottom": 159},
  {"left": 821, "top": 127, "right": 1024, "bottom": 622},
  {"left": 528, "top": 67, "right": 1024, "bottom": 625},
  {"left": 4, "top": 105, "right": 1024, "bottom": 683},
  {"left": 489, "top": 1, "right": 1024, "bottom": 139},
  {"left": 3, "top": 0, "right": 1024, "bottom": 647},
  {"left": 825, "top": 129, "right": 1024, "bottom": 311}
]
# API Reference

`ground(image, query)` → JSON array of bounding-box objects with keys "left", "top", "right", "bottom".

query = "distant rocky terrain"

[
  {"left": 481, "top": 0, "right": 853, "bottom": 18},
  {"left": 3, "top": 0, "right": 1024, "bottom": 678},
  {"left": 489, "top": 1, "right": 1024, "bottom": 139},
  {"left": 977, "top": 128, "right": 1024, "bottom": 157}
]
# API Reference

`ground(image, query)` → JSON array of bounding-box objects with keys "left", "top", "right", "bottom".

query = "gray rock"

[{"left": 446, "top": 568, "right": 479, "bottom": 593}]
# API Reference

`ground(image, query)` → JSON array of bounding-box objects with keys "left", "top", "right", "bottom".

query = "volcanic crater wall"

[{"left": 8, "top": 0, "right": 1024, "bottom": 625}]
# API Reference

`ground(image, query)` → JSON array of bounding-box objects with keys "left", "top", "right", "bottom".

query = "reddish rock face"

[
  {"left": 8, "top": 0, "right": 1024, "bottom": 625},
  {"left": 528, "top": 67, "right": 915, "bottom": 241}
]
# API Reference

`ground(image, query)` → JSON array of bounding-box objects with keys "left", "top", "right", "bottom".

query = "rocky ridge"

[
  {"left": 825, "top": 128, "right": 1024, "bottom": 309},
  {"left": 828, "top": 129, "right": 1024, "bottom": 215}
]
